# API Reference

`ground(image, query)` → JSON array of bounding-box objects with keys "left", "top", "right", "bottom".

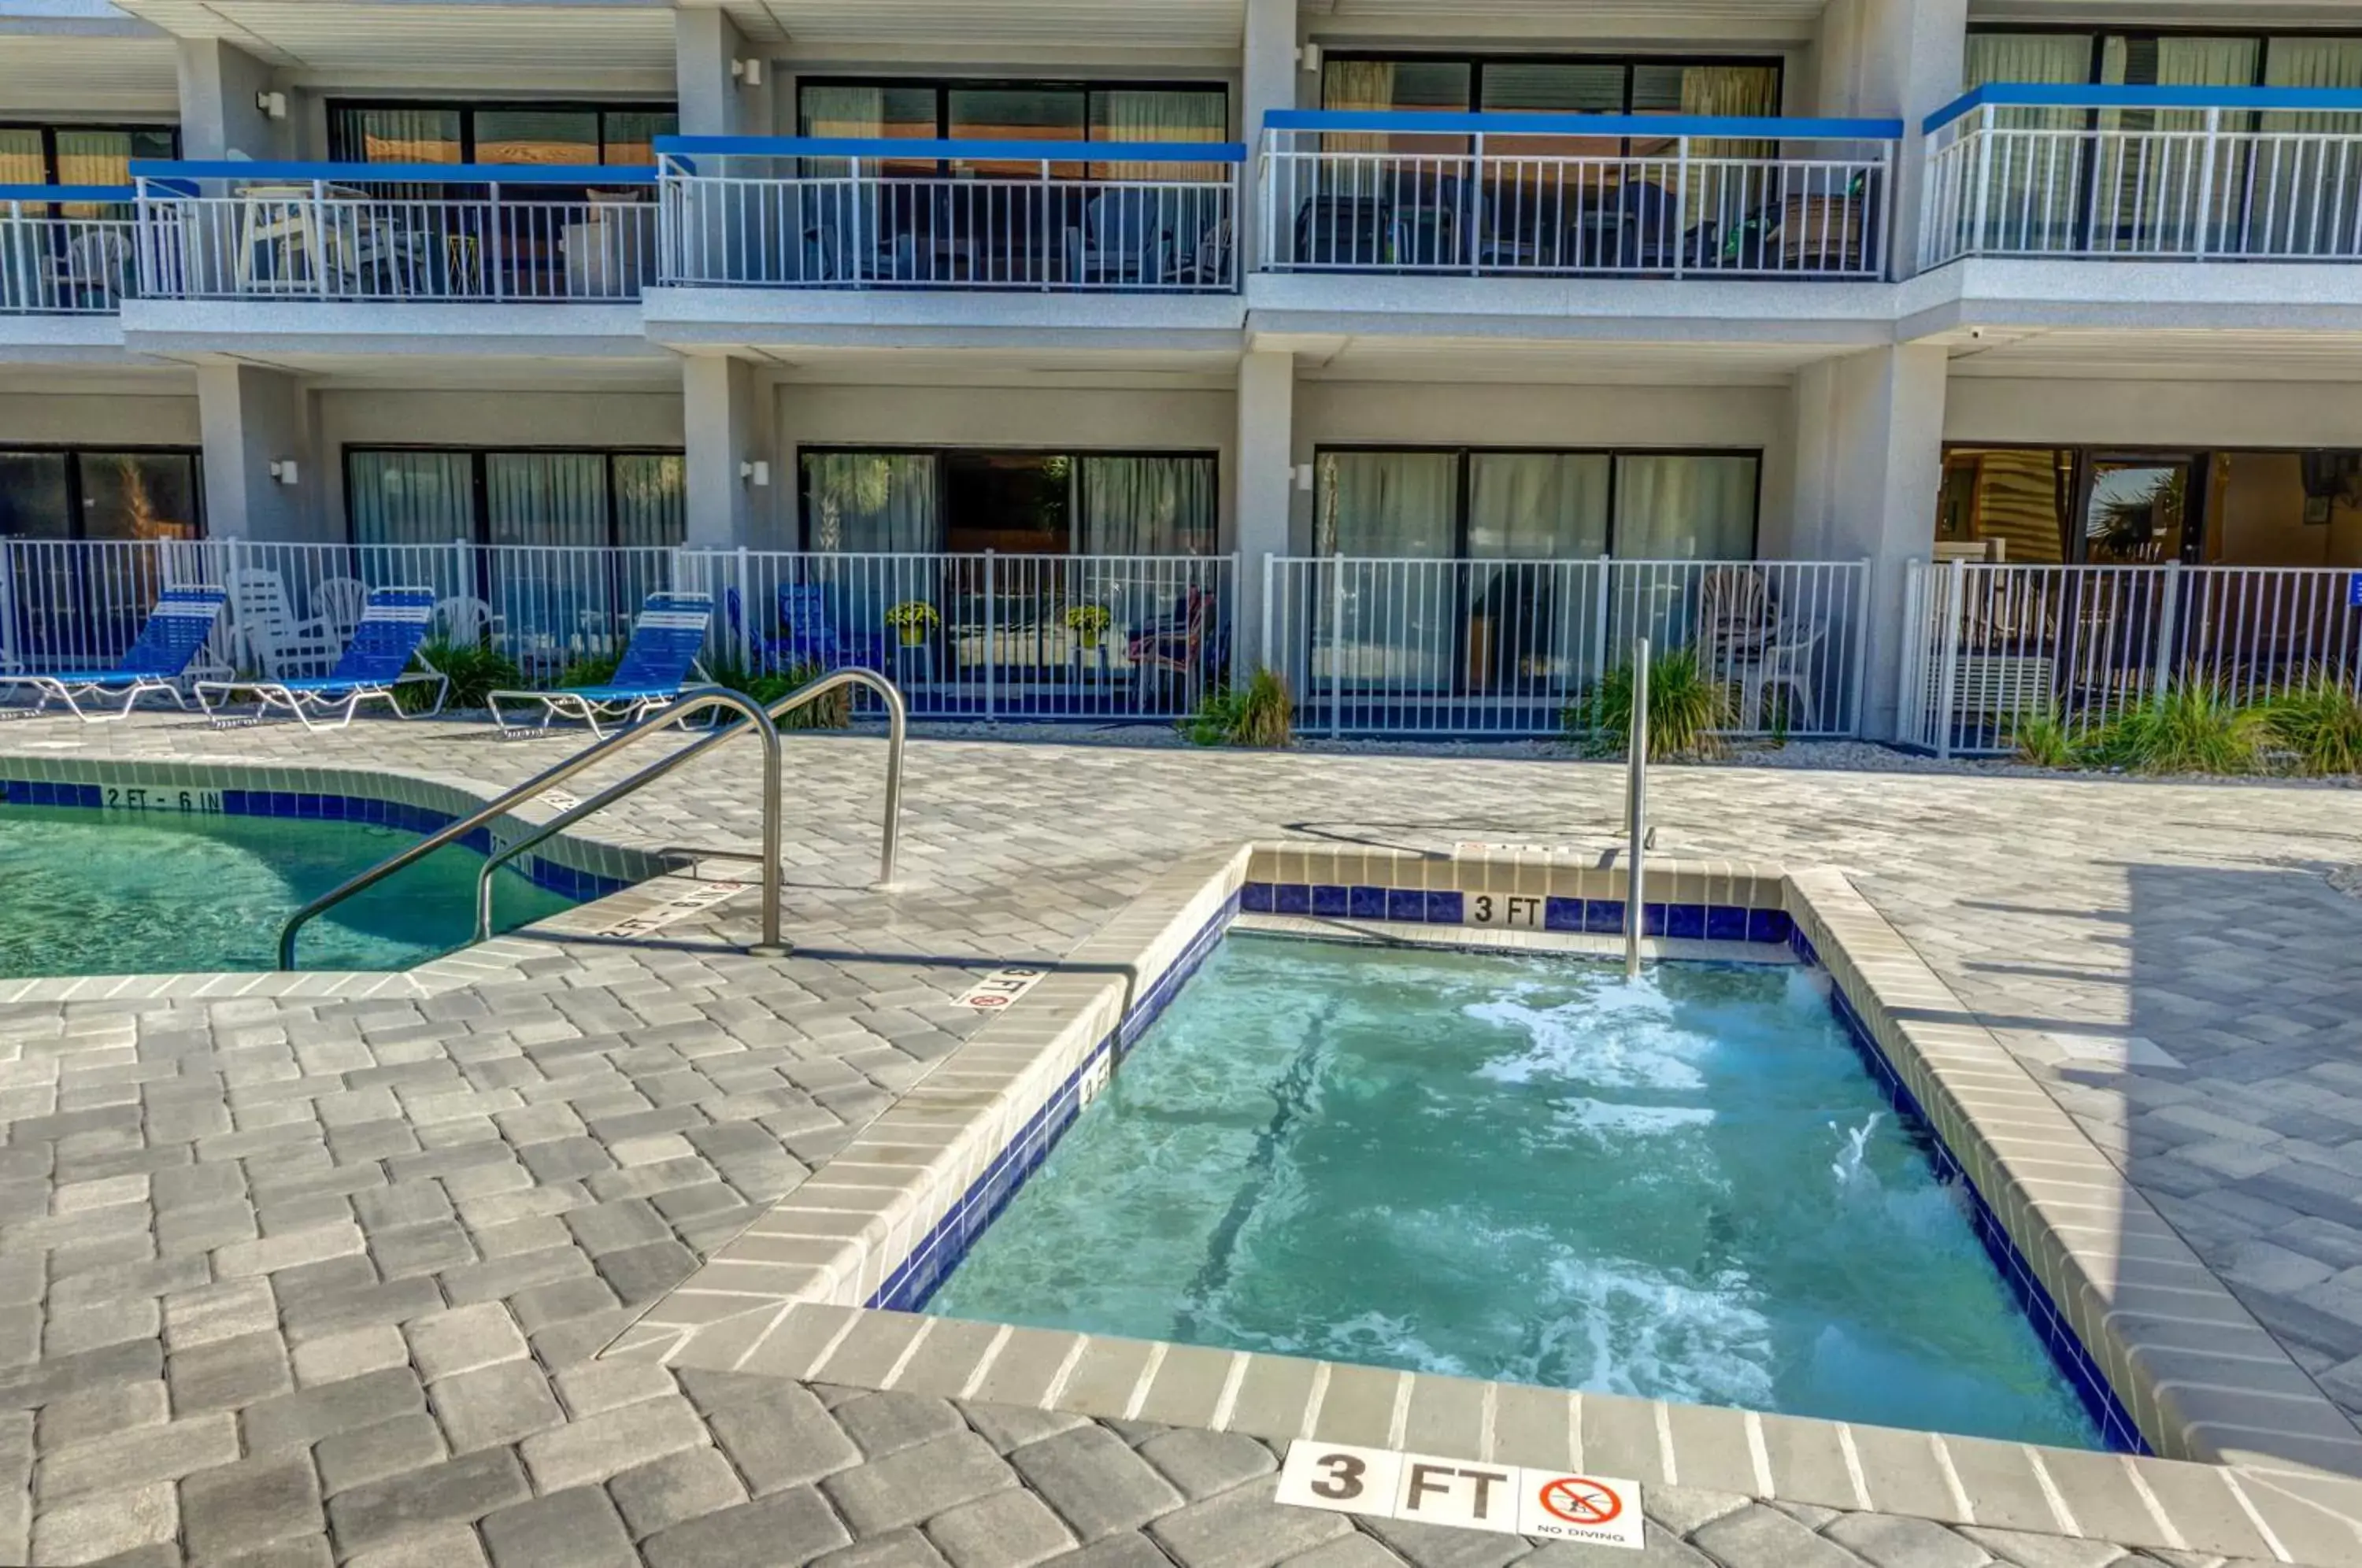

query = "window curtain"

[
  {"left": 1468, "top": 453, "right": 1610, "bottom": 686},
  {"left": 1612, "top": 454, "right": 1757, "bottom": 559},
  {"left": 79, "top": 453, "right": 198, "bottom": 542},
  {"left": 1092, "top": 89, "right": 1225, "bottom": 183},
  {"left": 1960, "top": 35, "right": 2093, "bottom": 252},
  {"left": 349, "top": 451, "right": 472, "bottom": 546},
  {"left": 798, "top": 85, "right": 886, "bottom": 181},
  {"left": 2099, "top": 37, "right": 2259, "bottom": 250},
  {"left": 2261, "top": 40, "right": 2362, "bottom": 256},
  {"left": 485, "top": 453, "right": 608, "bottom": 549},
  {"left": 0, "top": 130, "right": 40, "bottom": 186},
  {"left": 1320, "top": 59, "right": 1397, "bottom": 157},
  {"left": 612, "top": 455, "right": 685, "bottom": 549},
  {"left": 1316, "top": 451, "right": 1457, "bottom": 557},
  {"left": 1316, "top": 450, "right": 1458, "bottom": 693},
  {"left": 1078, "top": 456, "right": 1215, "bottom": 555},
  {"left": 1672, "top": 65, "right": 1781, "bottom": 222},
  {"left": 805, "top": 453, "right": 937, "bottom": 552},
  {"left": 601, "top": 111, "right": 676, "bottom": 168},
  {"left": 332, "top": 107, "right": 463, "bottom": 165}
]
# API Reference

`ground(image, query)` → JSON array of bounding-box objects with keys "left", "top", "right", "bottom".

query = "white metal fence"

[
  {"left": 0, "top": 205, "right": 135, "bottom": 313},
  {"left": 134, "top": 182, "right": 657, "bottom": 302},
  {"left": 1263, "top": 556, "right": 1869, "bottom": 737},
  {"left": 1898, "top": 560, "right": 2362, "bottom": 755},
  {"left": 1922, "top": 97, "right": 2362, "bottom": 266},
  {"left": 690, "top": 549, "right": 1235, "bottom": 719},
  {"left": 0, "top": 538, "right": 684, "bottom": 685},
  {"left": 1258, "top": 119, "right": 1894, "bottom": 279}
]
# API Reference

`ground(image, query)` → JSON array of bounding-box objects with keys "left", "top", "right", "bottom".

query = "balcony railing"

[
  {"left": 129, "top": 161, "right": 658, "bottom": 303},
  {"left": 1265, "top": 556, "right": 1869, "bottom": 736},
  {"left": 656, "top": 136, "right": 1244, "bottom": 293},
  {"left": 1921, "top": 86, "right": 2362, "bottom": 266},
  {"left": 1900, "top": 559, "right": 2362, "bottom": 755},
  {"left": 1257, "top": 111, "right": 1899, "bottom": 279},
  {"left": 0, "top": 189, "right": 135, "bottom": 314}
]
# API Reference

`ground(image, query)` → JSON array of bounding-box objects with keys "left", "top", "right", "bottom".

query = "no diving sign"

[{"left": 1275, "top": 1441, "right": 1645, "bottom": 1549}]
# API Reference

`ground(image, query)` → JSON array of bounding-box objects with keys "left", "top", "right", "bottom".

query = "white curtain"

[
  {"left": 1094, "top": 90, "right": 1225, "bottom": 183},
  {"left": 1612, "top": 455, "right": 1757, "bottom": 559},
  {"left": 1316, "top": 451, "right": 1457, "bottom": 557},
  {"left": 2260, "top": 40, "right": 2362, "bottom": 256},
  {"left": 1468, "top": 453, "right": 1609, "bottom": 686},
  {"left": 613, "top": 455, "right": 685, "bottom": 549},
  {"left": 1963, "top": 34, "right": 2093, "bottom": 251},
  {"left": 805, "top": 453, "right": 936, "bottom": 552},
  {"left": 349, "top": 451, "right": 472, "bottom": 547},
  {"left": 1078, "top": 456, "right": 1215, "bottom": 556}
]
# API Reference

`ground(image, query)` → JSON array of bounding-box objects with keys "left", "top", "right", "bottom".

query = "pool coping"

[
  {"left": 603, "top": 838, "right": 2362, "bottom": 1566},
  {"left": 0, "top": 753, "right": 727, "bottom": 1004}
]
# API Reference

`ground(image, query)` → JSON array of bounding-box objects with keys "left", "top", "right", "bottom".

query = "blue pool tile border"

[
  {"left": 1238, "top": 882, "right": 1790, "bottom": 949},
  {"left": 872, "top": 891, "right": 1239, "bottom": 1315},
  {"left": 0, "top": 777, "right": 634, "bottom": 903},
  {"left": 874, "top": 889, "right": 2148, "bottom": 1455},
  {"left": 1797, "top": 926, "right": 2150, "bottom": 1455}
]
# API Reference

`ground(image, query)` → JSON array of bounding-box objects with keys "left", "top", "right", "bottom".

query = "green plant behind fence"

[
  {"left": 2264, "top": 675, "right": 2362, "bottom": 777},
  {"left": 1182, "top": 668, "right": 1293, "bottom": 749},
  {"left": 402, "top": 639, "right": 524, "bottom": 713},
  {"left": 2079, "top": 679, "right": 2269, "bottom": 776},
  {"left": 1571, "top": 645, "right": 1733, "bottom": 761}
]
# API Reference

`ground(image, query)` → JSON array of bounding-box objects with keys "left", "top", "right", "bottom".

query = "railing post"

[
  {"left": 450, "top": 535, "right": 470, "bottom": 619},
  {"left": 0, "top": 541, "right": 17, "bottom": 675},
  {"left": 2193, "top": 107, "right": 2219, "bottom": 260},
  {"left": 1470, "top": 131, "right": 1486, "bottom": 277},
  {"left": 735, "top": 545, "right": 752, "bottom": 671},
  {"left": 1848, "top": 557, "right": 1872, "bottom": 738},
  {"left": 1970, "top": 105, "right": 1995, "bottom": 257},
  {"left": 983, "top": 549, "right": 997, "bottom": 722},
  {"left": 1326, "top": 560, "right": 1342, "bottom": 738},
  {"left": 1673, "top": 135, "right": 1690, "bottom": 281},
  {"left": 488, "top": 182, "right": 505, "bottom": 301},
  {"left": 1258, "top": 551, "right": 1274, "bottom": 681},
  {"left": 1933, "top": 557, "right": 1966, "bottom": 760},
  {"left": 312, "top": 179, "right": 330, "bottom": 300},
  {"left": 2151, "top": 560, "right": 2184, "bottom": 704},
  {"left": 1874, "top": 141, "right": 1895, "bottom": 279},
  {"left": 1624, "top": 636, "right": 1649, "bottom": 982},
  {"left": 1259, "top": 131, "right": 1277, "bottom": 272},
  {"left": 1039, "top": 157, "right": 1053, "bottom": 292},
  {"left": 1590, "top": 553, "right": 1612, "bottom": 699}
]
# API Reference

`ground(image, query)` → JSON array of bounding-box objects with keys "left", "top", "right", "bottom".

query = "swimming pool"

[
  {"left": 923, "top": 935, "right": 2105, "bottom": 1449},
  {"left": 0, "top": 805, "right": 581, "bottom": 975}
]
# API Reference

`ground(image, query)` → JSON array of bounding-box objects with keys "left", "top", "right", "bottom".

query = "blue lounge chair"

[
  {"left": 487, "top": 590, "right": 713, "bottom": 738},
  {"left": 194, "top": 585, "right": 446, "bottom": 730},
  {"left": 772, "top": 583, "right": 887, "bottom": 671},
  {"left": 0, "top": 584, "right": 228, "bottom": 722}
]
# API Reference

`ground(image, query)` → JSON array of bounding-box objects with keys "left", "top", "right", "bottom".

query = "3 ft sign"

[
  {"left": 1275, "top": 1441, "right": 1644, "bottom": 1550},
  {"left": 957, "top": 967, "right": 1047, "bottom": 1011}
]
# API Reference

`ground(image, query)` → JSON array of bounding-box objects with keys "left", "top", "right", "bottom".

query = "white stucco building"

[{"left": 5, "top": 0, "right": 2360, "bottom": 744}]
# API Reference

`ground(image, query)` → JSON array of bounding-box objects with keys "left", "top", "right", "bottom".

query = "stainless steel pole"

[{"left": 1625, "top": 637, "right": 1649, "bottom": 981}]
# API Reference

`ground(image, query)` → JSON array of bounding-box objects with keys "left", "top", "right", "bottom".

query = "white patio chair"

[
  {"left": 433, "top": 595, "right": 505, "bottom": 648},
  {"left": 313, "top": 577, "right": 368, "bottom": 643},
  {"left": 1741, "top": 618, "right": 1825, "bottom": 733},
  {"left": 227, "top": 568, "right": 340, "bottom": 678}
]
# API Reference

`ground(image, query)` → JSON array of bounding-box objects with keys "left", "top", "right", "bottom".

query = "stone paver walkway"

[{"left": 0, "top": 716, "right": 2356, "bottom": 1566}]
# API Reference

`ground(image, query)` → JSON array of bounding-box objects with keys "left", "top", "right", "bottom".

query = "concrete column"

[
  {"left": 1812, "top": 0, "right": 1968, "bottom": 279},
  {"left": 1788, "top": 344, "right": 1948, "bottom": 740},
  {"left": 1239, "top": 0, "right": 1300, "bottom": 274},
  {"left": 197, "top": 363, "right": 317, "bottom": 542},
  {"left": 683, "top": 356, "right": 773, "bottom": 549},
  {"left": 176, "top": 39, "right": 288, "bottom": 161},
  {"left": 1235, "top": 349, "right": 1294, "bottom": 673},
  {"left": 676, "top": 10, "right": 773, "bottom": 139}
]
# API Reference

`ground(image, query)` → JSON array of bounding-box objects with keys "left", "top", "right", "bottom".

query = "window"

[
  {"left": 0, "top": 448, "right": 202, "bottom": 541},
  {"left": 0, "top": 124, "right": 178, "bottom": 216},
  {"left": 795, "top": 80, "right": 1228, "bottom": 177},
  {"left": 799, "top": 449, "right": 1216, "bottom": 556},
  {"left": 1320, "top": 54, "right": 1781, "bottom": 156},
  {"left": 1315, "top": 448, "right": 1759, "bottom": 560},
  {"left": 345, "top": 449, "right": 683, "bottom": 551},
  {"left": 327, "top": 103, "right": 677, "bottom": 168}
]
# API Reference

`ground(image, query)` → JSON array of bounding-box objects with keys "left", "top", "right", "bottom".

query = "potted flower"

[
  {"left": 1064, "top": 601, "right": 1113, "bottom": 652},
  {"left": 883, "top": 600, "right": 939, "bottom": 649}
]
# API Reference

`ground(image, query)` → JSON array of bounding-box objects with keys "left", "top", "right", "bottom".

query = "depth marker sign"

[{"left": 1277, "top": 1441, "right": 1644, "bottom": 1549}]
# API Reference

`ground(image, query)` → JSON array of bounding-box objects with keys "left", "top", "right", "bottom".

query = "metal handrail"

[
  {"left": 1625, "top": 637, "right": 1649, "bottom": 982},
  {"left": 472, "top": 668, "right": 907, "bottom": 944},
  {"left": 276, "top": 686, "right": 787, "bottom": 970}
]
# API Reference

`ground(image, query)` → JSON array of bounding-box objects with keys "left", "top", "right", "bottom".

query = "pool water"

[
  {"left": 926, "top": 936, "right": 2104, "bottom": 1448},
  {"left": 0, "top": 806, "right": 580, "bottom": 976}
]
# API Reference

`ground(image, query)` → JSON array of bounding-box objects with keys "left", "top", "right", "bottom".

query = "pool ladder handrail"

[
  {"left": 274, "top": 669, "right": 907, "bottom": 971},
  {"left": 470, "top": 668, "right": 905, "bottom": 946},
  {"left": 1625, "top": 637, "right": 1649, "bottom": 981}
]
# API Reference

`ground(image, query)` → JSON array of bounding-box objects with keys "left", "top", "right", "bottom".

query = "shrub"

[
  {"left": 1181, "top": 668, "right": 1292, "bottom": 749},
  {"left": 700, "top": 656, "right": 850, "bottom": 731},
  {"left": 1570, "top": 646, "right": 1732, "bottom": 761},
  {"left": 2264, "top": 675, "right": 2362, "bottom": 777},
  {"left": 2008, "top": 706, "right": 2081, "bottom": 769},
  {"left": 405, "top": 638, "right": 524, "bottom": 713},
  {"left": 557, "top": 650, "right": 619, "bottom": 689},
  {"left": 2080, "top": 679, "right": 2268, "bottom": 775}
]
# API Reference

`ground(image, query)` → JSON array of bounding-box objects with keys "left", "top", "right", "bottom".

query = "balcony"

[
  {"left": 0, "top": 190, "right": 136, "bottom": 316},
  {"left": 656, "top": 135, "right": 1244, "bottom": 294},
  {"left": 1255, "top": 112, "right": 1900, "bottom": 280},
  {"left": 1920, "top": 87, "right": 2362, "bottom": 267},
  {"left": 128, "top": 161, "right": 658, "bottom": 303}
]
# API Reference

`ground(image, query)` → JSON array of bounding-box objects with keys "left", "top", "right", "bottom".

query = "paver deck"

[{"left": 0, "top": 714, "right": 2356, "bottom": 1566}]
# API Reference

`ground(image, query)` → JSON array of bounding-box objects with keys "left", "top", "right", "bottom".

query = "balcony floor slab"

[{"left": 119, "top": 299, "right": 664, "bottom": 361}]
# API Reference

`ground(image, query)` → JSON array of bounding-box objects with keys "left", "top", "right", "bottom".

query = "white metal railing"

[
  {"left": 131, "top": 163, "right": 658, "bottom": 303},
  {"left": 1258, "top": 112, "right": 1898, "bottom": 279},
  {"left": 657, "top": 136, "right": 1243, "bottom": 292},
  {"left": 691, "top": 549, "right": 1235, "bottom": 719},
  {"left": 1898, "top": 559, "right": 2362, "bottom": 755},
  {"left": 0, "top": 538, "right": 686, "bottom": 685},
  {"left": 0, "top": 192, "right": 135, "bottom": 314},
  {"left": 1263, "top": 556, "right": 1869, "bottom": 738},
  {"left": 1921, "top": 87, "right": 2362, "bottom": 266}
]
